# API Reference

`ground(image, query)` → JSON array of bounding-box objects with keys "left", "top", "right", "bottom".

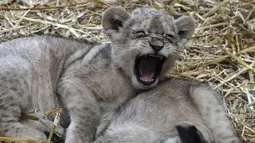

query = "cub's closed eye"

[
  {"left": 166, "top": 34, "right": 174, "bottom": 39},
  {"left": 132, "top": 30, "right": 147, "bottom": 38},
  {"left": 165, "top": 33, "right": 176, "bottom": 43}
]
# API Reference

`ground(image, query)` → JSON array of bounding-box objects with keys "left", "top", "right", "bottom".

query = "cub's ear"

[
  {"left": 174, "top": 15, "right": 196, "bottom": 44},
  {"left": 102, "top": 6, "right": 131, "bottom": 34},
  {"left": 175, "top": 121, "right": 207, "bottom": 143}
]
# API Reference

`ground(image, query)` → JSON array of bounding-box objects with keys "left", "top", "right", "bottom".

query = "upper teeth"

[
  {"left": 144, "top": 54, "right": 164, "bottom": 60},
  {"left": 144, "top": 54, "right": 164, "bottom": 58},
  {"left": 148, "top": 54, "right": 160, "bottom": 58}
]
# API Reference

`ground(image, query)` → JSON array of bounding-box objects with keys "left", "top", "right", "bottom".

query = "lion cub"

[
  {"left": 0, "top": 7, "right": 195, "bottom": 143},
  {"left": 95, "top": 78, "right": 241, "bottom": 143}
]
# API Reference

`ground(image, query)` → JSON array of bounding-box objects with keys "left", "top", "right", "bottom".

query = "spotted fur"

[{"left": 0, "top": 7, "right": 195, "bottom": 143}]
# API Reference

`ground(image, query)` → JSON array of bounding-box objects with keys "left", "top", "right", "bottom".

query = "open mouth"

[{"left": 134, "top": 54, "right": 166, "bottom": 86}]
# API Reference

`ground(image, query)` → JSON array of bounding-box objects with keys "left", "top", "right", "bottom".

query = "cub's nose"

[
  {"left": 149, "top": 38, "right": 164, "bottom": 53},
  {"left": 149, "top": 43, "right": 163, "bottom": 53}
]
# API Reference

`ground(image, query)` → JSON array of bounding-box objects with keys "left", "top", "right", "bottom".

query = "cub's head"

[{"left": 102, "top": 6, "right": 195, "bottom": 89}]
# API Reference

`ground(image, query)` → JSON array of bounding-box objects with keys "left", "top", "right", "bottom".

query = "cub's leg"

[
  {"left": 58, "top": 80, "right": 100, "bottom": 143},
  {"left": 63, "top": 94, "right": 99, "bottom": 143},
  {"left": 190, "top": 85, "right": 241, "bottom": 143},
  {"left": 0, "top": 60, "right": 47, "bottom": 141}
]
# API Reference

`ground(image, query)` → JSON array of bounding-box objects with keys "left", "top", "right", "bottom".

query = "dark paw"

[{"left": 175, "top": 121, "right": 208, "bottom": 143}]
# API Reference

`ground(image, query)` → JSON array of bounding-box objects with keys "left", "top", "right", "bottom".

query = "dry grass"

[{"left": 0, "top": 0, "right": 254, "bottom": 142}]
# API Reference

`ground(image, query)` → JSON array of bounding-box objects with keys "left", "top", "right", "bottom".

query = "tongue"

[{"left": 138, "top": 57, "right": 157, "bottom": 82}]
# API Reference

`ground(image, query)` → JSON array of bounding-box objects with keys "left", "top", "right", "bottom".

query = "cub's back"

[
  {"left": 0, "top": 36, "right": 89, "bottom": 62},
  {"left": 96, "top": 77, "right": 241, "bottom": 143},
  {"left": 113, "top": 78, "right": 211, "bottom": 139}
]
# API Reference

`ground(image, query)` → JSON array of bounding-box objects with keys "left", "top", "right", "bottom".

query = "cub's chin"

[{"left": 132, "top": 54, "right": 166, "bottom": 89}]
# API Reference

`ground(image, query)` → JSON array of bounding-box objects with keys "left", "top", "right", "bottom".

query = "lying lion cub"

[{"left": 95, "top": 78, "right": 241, "bottom": 143}]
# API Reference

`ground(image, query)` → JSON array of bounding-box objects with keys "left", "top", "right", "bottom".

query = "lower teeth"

[{"left": 140, "top": 77, "right": 154, "bottom": 82}]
